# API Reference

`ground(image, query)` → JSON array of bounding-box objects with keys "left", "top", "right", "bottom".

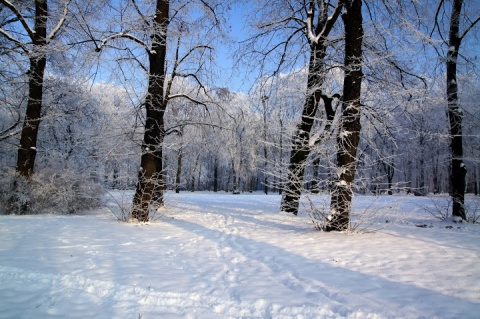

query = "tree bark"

[
  {"left": 280, "top": 1, "right": 344, "bottom": 215},
  {"left": 131, "top": 0, "right": 169, "bottom": 222},
  {"left": 175, "top": 149, "right": 182, "bottom": 193},
  {"left": 328, "top": 0, "right": 363, "bottom": 231},
  {"left": 280, "top": 44, "right": 327, "bottom": 214},
  {"left": 16, "top": 0, "right": 48, "bottom": 178},
  {"left": 213, "top": 157, "right": 218, "bottom": 192},
  {"left": 447, "top": 0, "right": 467, "bottom": 220}
]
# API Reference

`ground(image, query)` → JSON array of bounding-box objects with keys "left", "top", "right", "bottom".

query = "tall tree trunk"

[
  {"left": 447, "top": 0, "right": 467, "bottom": 220},
  {"left": 280, "top": 1, "right": 344, "bottom": 215},
  {"left": 16, "top": 0, "right": 48, "bottom": 178},
  {"left": 213, "top": 158, "right": 218, "bottom": 192},
  {"left": 328, "top": 0, "right": 363, "bottom": 231},
  {"left": 262, "top": 95, "right": 269, "bottom": 195},
  {"left": 474, "top": 166, "right": 478, "bottom": 196},
  {"left": 131, "top": 0, "right": 169, "bottom": 222},
  {"left": 280, "top": 44, "right": 327, "bottom": 214},
  {"left": 278, "top": 117, "right": 284, "bottom": 195},
  {"left": 175, "top": 149, "right": 182, "bottom": 193},
  {"left": 152, "top": 147, "right": 165, "bottom": 205}
]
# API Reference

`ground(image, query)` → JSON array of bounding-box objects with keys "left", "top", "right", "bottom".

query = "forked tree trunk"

[
  {"left": 131, "top": 0, "right": 169, "bottom": 222},
  {"left": 447, "top": 0, "right": 467, "bottom": 221},
  {"left": 16, "top": 0, "right": 48, "bottom": 178},
  {"left": 280, "top": 1, "right": 343, "bottom": 215},
  {"left": 328, "top": 0, "right": 363, "bottom": 231},
  {"left": 280, "top": 44, "right": 327, "bottom": 214}
]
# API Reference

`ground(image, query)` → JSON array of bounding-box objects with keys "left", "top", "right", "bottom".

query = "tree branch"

[
  {"left": 96, "top": 32, "right": 149, "bottom": 53},
  {"left": 0, "top": 27, "right": 29, "bottom": 52},
  {"left": 167, "top": 93, "right": 208, "bottom": 107},
  {"left": 47, "top": 0, "right": 72, "bottom": 40},
  {"left": 0, "top": 0, "right": 35, "bottom": 40},
  {"left": 131, "top": 0, "right": 151, "bottom": 27},
  {"left": 459, "top": 15, "right": 480, "bottom": 41}
]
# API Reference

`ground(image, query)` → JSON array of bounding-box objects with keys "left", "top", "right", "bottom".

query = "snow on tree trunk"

[
  {"left": 280, "top": 1, "right": 344, "bottom": 215},
  {"left": 131, "top": 0, "right": 169, "bottom": 222},
  {"left": 447, "top": 0, "right": 467, "bottom": 221},
  {"left": 16, "top": 0, "right": 48, "bottom": 178},
  {"left": 280, "top": 45, "right": 326, "bottom": 214},
  {"left": 327, "top": 0, "right": 363, "bottom": 232}
]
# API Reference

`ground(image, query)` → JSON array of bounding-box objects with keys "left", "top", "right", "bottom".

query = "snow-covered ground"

[{"left": 1, "top": 192, "right": 479, "bottom": 318}]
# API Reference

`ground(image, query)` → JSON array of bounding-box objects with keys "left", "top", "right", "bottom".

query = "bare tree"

[
  {"left": 94, "top": 0, "right": 222, "bottom": 221},
  {"left": 438, "top": 0, "right": 480, "bottom": 221},
  {"left": 246, "top": 1, "right": 345, "bottom": 215},
  {"left": 326, "top": 0, "right": 363, "bottom": 231},
  {"left": 0, "top": 0, "right": 72, "bottom": 178}
]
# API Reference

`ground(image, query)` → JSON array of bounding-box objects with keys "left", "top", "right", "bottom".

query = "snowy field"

[{"left": 1, "top": 191, "right": 480, "bottom": 319}]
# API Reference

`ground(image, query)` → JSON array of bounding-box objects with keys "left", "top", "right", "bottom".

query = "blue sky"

[{"left": 214, "top": 2, "right": 256, "bottom": 93}]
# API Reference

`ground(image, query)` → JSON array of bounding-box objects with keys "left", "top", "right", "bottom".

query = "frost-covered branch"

[
  {"left": 0, "top": 0, "right": 35, "bottom": 40},
  {"left": 0, "top": 120, "right": 21, "bottom": 141},
  {"left": 47, "top": 0, "right": 72, "bottom": 41},
  {"left": 167, "top": 94, "right": 207, "bottom": 107},
  {"left": 131, "top": 0, "right": 151, "bottom": 27},
  {"left": 95, "top": 32, "right": 149, "bottom": 53},
  {"left": 0, "top": 27, "right": 28, "bottom": 52}
]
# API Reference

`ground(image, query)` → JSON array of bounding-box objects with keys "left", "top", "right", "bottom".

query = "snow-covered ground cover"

[{"left": 1, "top": 192, "right": 479, "bottom": 318}]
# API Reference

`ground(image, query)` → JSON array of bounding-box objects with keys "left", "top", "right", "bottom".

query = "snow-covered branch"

[
  {"left": 96, "top": 33, "right": 149, "bottom": 53},
  {"left": 167, "top": 94, "right": 207, "bottom": 107},
  {"left": 0, "top": 27, "right": 29, "bottom": 52},
  {"left": 0, "top": 0, "right": 35, "bottom": 40},
  {"left": 47, "top": 0, "right": 72, "bottom": 41}
]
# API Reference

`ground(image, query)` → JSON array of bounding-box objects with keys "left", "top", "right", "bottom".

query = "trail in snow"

[{"left": 1, "top": 192, "right": 479, "bottom": 318}]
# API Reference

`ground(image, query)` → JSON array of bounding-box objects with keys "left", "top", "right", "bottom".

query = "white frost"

[
  {"left": 452, "top": 215, "right": 463, "bottom": 223},
  {"left": 339, "top": 130, "right": 352, "bottom": 139}
]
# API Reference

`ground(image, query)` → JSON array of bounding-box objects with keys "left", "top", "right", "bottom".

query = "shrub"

[{"left": 0, "top": 168, "right": 103, "bottom": 215}]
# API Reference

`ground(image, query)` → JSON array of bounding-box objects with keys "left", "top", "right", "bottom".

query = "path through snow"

[{"left": 1, "top": 192, "right": 479, "bottom": 318}]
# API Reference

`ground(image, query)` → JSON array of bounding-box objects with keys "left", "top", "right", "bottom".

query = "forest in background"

[{"left": 0, "top": 0, "right": 479, "bottom": 228}]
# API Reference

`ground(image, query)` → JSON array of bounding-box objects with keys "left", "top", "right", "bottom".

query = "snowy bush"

[
  {"left": 423, "top": 197, "right": 451, "bottom": 221},
  {"left": 465, "top": 197, "right": 480, "bottom": 224},
  {"left": 305, "top": 194, "right": 400, "bottom": 233},
  {"left": 0, "top": 168, "right": 103, "bottom": 215}
]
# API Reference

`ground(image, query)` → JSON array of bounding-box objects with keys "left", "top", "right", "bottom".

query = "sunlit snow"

[{"left": 1, "top": 192, "right": 479, "bottom": 318}]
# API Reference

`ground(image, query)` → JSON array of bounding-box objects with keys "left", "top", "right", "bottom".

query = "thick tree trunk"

[
  {"left": 131, "top": 0, "right": 169, "bottom": 222},
  {"left": 447, "top": 0, "right": 467, "bottom": 221},
  {"left": 280, "top": 1, "right": 344, "bottom": 215},
  {"left": 280, "top": 44, "right": 326, "bottom": 214},
  {"left": 16, "top": 0, "right": 48, "bottom": 178},
  {"left": 328, "top": 0, "right": 363, "bottom": 231}
]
